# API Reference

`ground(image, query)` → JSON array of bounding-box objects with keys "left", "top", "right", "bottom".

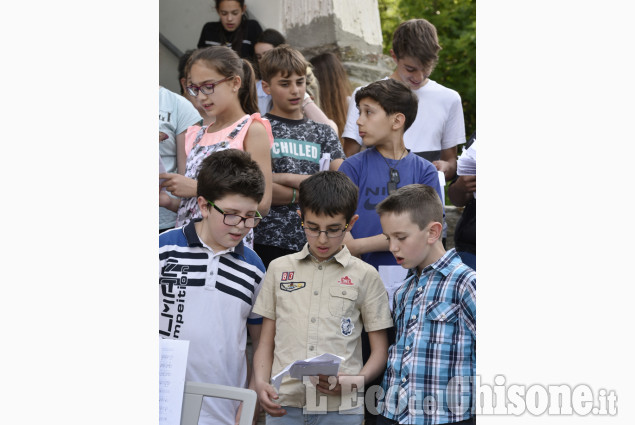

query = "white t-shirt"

[
  {"left": 342, "top": 78, "right": 466, "bottom": 160},
  {"left": 159, "top": 86, "right": 202, "bottom": 230}
]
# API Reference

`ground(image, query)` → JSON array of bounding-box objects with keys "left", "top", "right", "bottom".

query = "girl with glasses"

[{"left": 160, "top": 45, "right": 273, "bottom": 248}]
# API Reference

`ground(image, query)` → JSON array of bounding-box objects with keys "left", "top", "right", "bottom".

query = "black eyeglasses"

[
  {"left": 301, "top": 223, "right": 349, "bottom": 238},
  {"left": 187, "top": 76, "right": 234, "bottom": 96},
  {"left": 207, "top": 200, "right": 262, "bottom": 228}
]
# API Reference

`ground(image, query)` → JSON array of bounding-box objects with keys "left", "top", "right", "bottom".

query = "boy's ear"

[
  {"left": 197, "top": 196, "right": 210, "bottom": 218},
  {"left": 346, "top": 214, "right": 360, "bottom": 232},
  {"left": 390, "top": 49, "right": 398, "bottom": 64},
  {"left": 391, "top": 112, "right": 406, "bottom": 131},
  {"left": 179, "top": 77, "right": 188, "bottom": 92},
  {"left": 296, "top": 209, "right": 302, "bottom": 218},
  {"left": 427, "top": 222, "right": 443, "bottom": 244},
  {"left": 261, "top": 80, "right": 271, "bottom": 95}
]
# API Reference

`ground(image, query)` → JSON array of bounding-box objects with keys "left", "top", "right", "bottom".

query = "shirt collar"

[
  {"left": 182, "top": 218, "right": 244, "bottom": 256},
  {"left": 419, "top": 248, "right": 461, "bottom": 277},
  {"left": 293, "top": 243, "right": 351, "bottom": 267}
]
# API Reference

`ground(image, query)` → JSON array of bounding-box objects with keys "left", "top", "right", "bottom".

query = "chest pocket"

[
  {"left": 424, "top": 301, "right": 460, "bottom": 344},
  {"left": 328, "top": 286, "right": 358, "bottom": 317}
]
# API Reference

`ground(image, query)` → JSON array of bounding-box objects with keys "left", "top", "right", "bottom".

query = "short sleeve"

[
  {"left": 175, "top": 95, "right": 203, "bottom": 135},
  {"left": 341, "top": 86, "right": 362, "bottom": 144},
  {"left": 441, "top": 92, "right": 466, "bottom": 150},
  {"left": 322, "top": 125, "right": 346, "bottom": 161},
  {"left": 360, "top": 267, "right": 393, "bottom": 332},
  {"left": 252, "top": 267, "right": 277, "bottom": 321},
  {"left": 184, "top": 125, "right": 204, "bottom": 157},
  {"left": 337, "top": 154, "right": 361, "bottom": 186}
]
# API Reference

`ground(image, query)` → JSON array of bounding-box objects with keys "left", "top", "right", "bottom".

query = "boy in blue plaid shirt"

[{"left": 374, "top": 184, "right": 476, "bottom": 425}]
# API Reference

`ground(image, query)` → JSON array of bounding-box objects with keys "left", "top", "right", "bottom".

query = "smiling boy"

[
  {"left": 252, "top": 171, "right": 392, "bottom": 425},
  {"left": 375, "top": 184, "right": 476, "bottom": 425},
  {"left": 253, "top": 44, "right": 345, "bottom": 268},
  {"left": 159, "top": 149, "right": 266, "bottom": 425},
  {"left": 342, "top": 19, "right": 465, "bottom": 181}
]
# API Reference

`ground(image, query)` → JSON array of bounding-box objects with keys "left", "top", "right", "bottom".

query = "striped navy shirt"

[
  {"left": 159, "top": 218, "right": 265, "bottom": 425},
  {"left": 379, "top": 249, "right": 476, "bottom": 424}
]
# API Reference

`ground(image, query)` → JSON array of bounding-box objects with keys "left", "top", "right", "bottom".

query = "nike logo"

[{"left": 364, "top": 199, "right": 378, "bottom": 210}]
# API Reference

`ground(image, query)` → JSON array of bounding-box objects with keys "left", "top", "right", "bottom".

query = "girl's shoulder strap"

[{"left": 242, "top": 113, "right": 274, "bottom": 147}]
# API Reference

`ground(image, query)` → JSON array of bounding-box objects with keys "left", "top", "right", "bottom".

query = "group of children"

[{"left": 159, "top": 6, "right": 476, "bottom": 425}]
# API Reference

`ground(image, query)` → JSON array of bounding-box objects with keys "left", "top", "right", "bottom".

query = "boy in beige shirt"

[{"left": 253, "top": 171, "right": 393, "bottom": 424}]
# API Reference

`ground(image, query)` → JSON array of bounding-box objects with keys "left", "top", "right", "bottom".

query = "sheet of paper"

[
  {"left": 160, "top": 338, "right": 190, "bottom": 425},
  {"left": 437, "top": 171, "right": 446, "bottom": 205},
  {"left": 319, "top": 152, "right": 331, "bottom": 171},
  {"left": 378, "top": 265, "right": 409, "bottom": 311},
  {"left": 271, "top": 353, "right": 343, "bottom": 391},
  {"left": 456, "top": 141, "right": 476, "bottom": 176}
]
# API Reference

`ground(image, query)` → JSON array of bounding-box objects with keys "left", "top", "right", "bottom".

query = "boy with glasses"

[
  {"left": 252, "top": 171, "right": 393, "bottom": 425},
  {"left": 159, "top": 149, "right": 266, "bottom": 425}
]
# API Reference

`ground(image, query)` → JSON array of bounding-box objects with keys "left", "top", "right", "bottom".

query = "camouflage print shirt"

[{"left": 254, "top": 114, "right": 345, "bottom": 251}]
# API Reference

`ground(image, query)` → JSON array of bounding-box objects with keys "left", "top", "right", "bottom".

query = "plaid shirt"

[{"left": 378, "top": 249, "right": 476, "bottom": 424}]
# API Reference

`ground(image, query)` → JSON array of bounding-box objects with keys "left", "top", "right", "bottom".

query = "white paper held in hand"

[{"left": 271, "top": 352, "right": 344, "bottom": 391}]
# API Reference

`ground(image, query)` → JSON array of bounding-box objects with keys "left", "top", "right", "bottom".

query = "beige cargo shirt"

[{"left": 253, "top": 243, "right": 393, "bottom": 411}]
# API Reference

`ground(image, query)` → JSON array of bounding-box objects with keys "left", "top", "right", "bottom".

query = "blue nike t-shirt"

[{"left": 339, "top": 147, "right": 443, "bottom": 269}]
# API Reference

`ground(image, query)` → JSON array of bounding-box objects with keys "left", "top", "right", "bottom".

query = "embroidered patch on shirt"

[
  {"left": 281, "top": 271, "right": 295, "bottom": 281},
  {"left": 280, "top": 281, "right": 306, "bottom": 292},
  {"left": 338, "top": 276, "right": 353, "bottom": 286},
  {"left": 341, "top": 317, "right": 354, "bottom": 336}
]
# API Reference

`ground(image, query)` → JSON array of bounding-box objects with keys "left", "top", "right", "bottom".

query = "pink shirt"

[{"left": 184, "top": 113, "right": 273, "bottom": 156}]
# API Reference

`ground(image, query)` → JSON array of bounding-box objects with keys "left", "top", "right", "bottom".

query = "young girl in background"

[
  {"left": 160, "top": 46, "right": 273, "bottom": 246},
  {"left": 198, "top": 0, "right": 263, "bottom": 62},
  {"left": 309, "top": 52, "right": 353, "bottom": 148}
]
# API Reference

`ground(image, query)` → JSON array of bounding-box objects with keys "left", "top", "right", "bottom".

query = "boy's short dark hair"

[
  {"left": 355, "top": 79, "right": 418, "bottom": 132},
  {"left": 256, "top": 28, "right": 286, "bottom": 47},
  {"left": 392, "top": 19, "right": 442, "bottom": 73},
  {"left": 178, "top": 49, "right": 198, "bottom": 95},
  {"left": 197, "top": 149, "right": 265, "bottom": 205},
  {"left": 259, "top": 44, "right": 308, "bottom": 83},
  {"left": 299, "top": 171, "right": 358, "bottom": 222},
  {"left": 376, "top": 184, "right": 443, "bottom": 230}
]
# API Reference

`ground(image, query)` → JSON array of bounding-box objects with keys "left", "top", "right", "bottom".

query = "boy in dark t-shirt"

[{"left": 253, "top": 45, "right": 345, "bottom": 268}]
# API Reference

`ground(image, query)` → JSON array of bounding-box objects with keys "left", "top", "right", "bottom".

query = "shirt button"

[
  {"left": 318, "top": 265, "right": 323, "bottom": 270},
  {"left": 440, "top": 314, "right": 446, "bottom": 321},
  {"left": 401, "top": 377, "right": 407, "bottom": 383},
  {"left": 311, "top": 317, "right": 316, "bottom": 323},
  {"left": 427, "top": 301, "right": 432, "bottom": 305},
  {"left": 342, "top": 290, "right": 347, "bottom": 295},
  {"left": 309, "top": 346, "right": 314, "bottom": 351},
  {"left": 405, "top": 345, "right": 410, "bottom": 351},
  {"left": 411, "top": 315, "right": 416, "bottom": 320},
  {"left": 314, "top": 291, "right": 319, "bottom": 295},
  {"left": 417, "top": 287, "right": 422, "bottom": 292}
]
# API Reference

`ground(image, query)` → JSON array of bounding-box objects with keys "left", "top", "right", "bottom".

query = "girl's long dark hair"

[{"left": 185, "top": 46, "right": 259, "bottom": 115}]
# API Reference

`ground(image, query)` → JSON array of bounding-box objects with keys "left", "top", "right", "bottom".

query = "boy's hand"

[
  {"left": 255, "top": 381, "right": 286, "bottom": 417},
  {"left": 313, "top": 374, "right": 353, "bottom": 396},
  {"left": 159, "top": 173, "right": 197, "bottom": 198},
  {"left": 455, "top": 175, "right": 476, "bottom": 193}
]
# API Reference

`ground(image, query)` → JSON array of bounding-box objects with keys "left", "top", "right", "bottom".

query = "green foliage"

[{"left": 378, "top": 0, "right": 476, "bottom": 140}]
